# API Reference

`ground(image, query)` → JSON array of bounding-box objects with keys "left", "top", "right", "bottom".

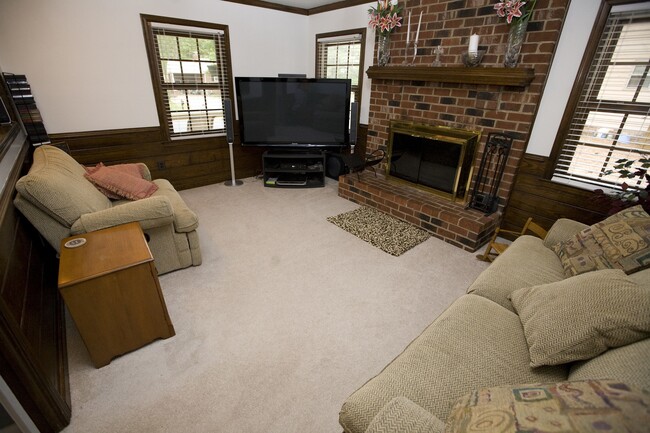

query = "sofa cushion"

[
  {"left": 85, "top": 163, "right": 158, "bottom": 200},
  {"left": 552, "top": 205, "right": 650, "bottom": 277},
  {"left": 364, "top": 397, "right": 444, "bottom": 433},
  {"left": 543, "top": 218, "right": 589, "bottom": 248},
  {"left": 15, "top": 145, "right": 111, "bottom": 226},
  {"left": 445, "top": 379, "right": 650, "bottom": 433},
  {"left": 509, "top": 269, "right": 650, "bottom": 368},
  {"left": 568, "top": 338, "right": 650, "bottom": 392},
  {"left": 467, "top": 235, "right": 565, "bottom": 312},
  {"left": 339, "top": 295, "right": 568, "bottom": 433}
]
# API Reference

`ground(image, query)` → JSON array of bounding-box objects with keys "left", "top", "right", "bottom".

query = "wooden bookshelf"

[{"left": 2, "top": 73, "right": 50, "bottom": 145}]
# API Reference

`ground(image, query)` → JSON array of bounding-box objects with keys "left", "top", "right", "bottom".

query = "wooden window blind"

[
  {"left": 552, "top": 4, "right": 650, "bottom": 190},
  {"left": 142, "top": 16, "right": 232, "bottom": 140}
]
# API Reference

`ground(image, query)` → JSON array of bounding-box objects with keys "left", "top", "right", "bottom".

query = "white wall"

[
  {"left": 1, "top": 0, "right": 602, "bottom": 152},
  {"left": 0, "top": 0, "right": 375, "bottom": 134},
  {"left": 0, "top": 0, "right": 309, "bottom": 133},
  {"left": 525, "top": 0, "right": 600, "bottom": 156}
]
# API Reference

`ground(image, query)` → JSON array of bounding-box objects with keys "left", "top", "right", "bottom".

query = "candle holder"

[
  {"left": 461, "top": 50, "right": 485, "bottom": 67},
  {"left": 402, "top": 41, "right": 415, "bottom": 65},
  {"left": 432, "top": 44, "right": 444, "bottom": 67}
]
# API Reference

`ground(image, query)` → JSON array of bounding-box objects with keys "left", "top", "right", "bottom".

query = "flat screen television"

[{"left": 235, "top": 77, "right": 351, "bottom": 148}]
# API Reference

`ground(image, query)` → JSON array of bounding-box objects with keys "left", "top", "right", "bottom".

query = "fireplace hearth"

[
  {"left": 387, "top": 121, "right": 480, "bottom": 202},
  {"left": 337, "top": 171, "right": 500, "bottom": 252}
]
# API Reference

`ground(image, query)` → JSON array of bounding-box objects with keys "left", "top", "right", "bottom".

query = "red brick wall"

[{"left": 366, "top": 0, "right": 569, "bottom": 208}]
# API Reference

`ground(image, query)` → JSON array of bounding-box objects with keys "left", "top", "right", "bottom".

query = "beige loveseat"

[
  {"left": 14, "top": 145, "right": 201, "bottom": 275},
  {"left": 339, "top": 214, "right": 650, "bottom": 432}
]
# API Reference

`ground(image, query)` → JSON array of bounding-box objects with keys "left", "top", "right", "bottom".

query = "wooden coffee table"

[{"left": 58, "top": 222, "right": 175, "bottom": 368}]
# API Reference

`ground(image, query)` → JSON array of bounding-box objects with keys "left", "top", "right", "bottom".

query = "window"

[
  {"left": 551, "top": 3, "right": 650, "bottom": 190},
  {"left": 628, "top": 65, "right": 650, "bottom": 87},
  {"left": 316, "top": 29, "right": 365, "bottom": 122},
  {"left": 141, "top": 15, "right": 233, "bottom": 140}
]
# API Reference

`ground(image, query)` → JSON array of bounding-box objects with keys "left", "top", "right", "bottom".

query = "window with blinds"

[
  {"left": 142, "top": 16, "right": 232, "bottom": 140},
  {"left": 552, "top": 4, "right": 650, "bottom": 190},
  {"left": 316, "top": 29, "right": 365, "bottom": 119}
]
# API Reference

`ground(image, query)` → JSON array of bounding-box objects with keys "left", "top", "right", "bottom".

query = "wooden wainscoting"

[
  {"left": 49, "top": 124, "right": 369, "bottom": 191},
  {"left": 0, "top": 127, "right": 71, "bottom": 432},
  {"left": 49, "top": 127, "right": 264, "bottom": 191},
  {"left": 501, "top": 153, "right": 608, "bottom": 232}
]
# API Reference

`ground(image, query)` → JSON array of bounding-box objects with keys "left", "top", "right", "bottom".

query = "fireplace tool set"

[{"left": 469, "top": 133, "right": 513, "bottom": 215}]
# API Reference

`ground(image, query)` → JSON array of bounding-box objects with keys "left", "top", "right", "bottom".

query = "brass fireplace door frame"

[{"left": 387, "top": 120, "right": 481, "bottom": 202}]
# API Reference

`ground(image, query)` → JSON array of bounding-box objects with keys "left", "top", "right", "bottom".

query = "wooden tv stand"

[{"left": 262, "top": 150, "right": 326, "bottom": 188}]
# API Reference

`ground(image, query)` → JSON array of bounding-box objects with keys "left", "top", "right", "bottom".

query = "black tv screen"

[{"left": 235, "top": 77, "right": 351, "bottom": 148}]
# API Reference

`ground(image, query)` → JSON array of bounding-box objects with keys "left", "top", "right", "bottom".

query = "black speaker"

[
  {"left": 224, "top": 98, "right": 234, "bottom": 144},
  {"left": 326, "top": 154, "right": 348, "bottom": 179},
  {"left": 325, "top": 153, "right": 363, "bottom": 180},
  {"left": 349, "top": 101, "right": 358, "bottom": 145}
]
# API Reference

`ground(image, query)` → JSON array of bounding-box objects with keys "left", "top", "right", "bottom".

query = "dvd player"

[{"left": 276, "top": 178, "right": 307, "bottom": 186}]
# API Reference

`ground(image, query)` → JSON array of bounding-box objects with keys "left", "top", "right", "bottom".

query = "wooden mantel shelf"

[{"left": 366, "top": 65, "right": 535, "bottom": 87}]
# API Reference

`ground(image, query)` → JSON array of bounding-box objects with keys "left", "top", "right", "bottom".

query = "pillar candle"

[
  {"left": 406, "top": 10, "right": 411, "bottom": 45},
  {"left": 469, "top": 33, "right": 479, "bottom": 54}
]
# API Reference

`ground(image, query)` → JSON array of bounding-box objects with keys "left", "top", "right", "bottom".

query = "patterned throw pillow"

[
  {"left": 552, "top": 205, "right": 650, "bottom": 276},
  {"left": 509, "top": 269, "right": 650, "bottom": 367},
  {"left": 445, "top": 380, "right": 650, "bottom": 433}
]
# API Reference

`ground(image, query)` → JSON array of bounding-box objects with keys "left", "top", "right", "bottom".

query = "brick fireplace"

[{"left": 338, "top": 0, "right": 569, "bottom": 251}]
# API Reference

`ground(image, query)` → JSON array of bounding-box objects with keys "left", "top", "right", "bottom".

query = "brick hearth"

[{"left": 338, "top": 172, "right": 500, "bottom": 252}]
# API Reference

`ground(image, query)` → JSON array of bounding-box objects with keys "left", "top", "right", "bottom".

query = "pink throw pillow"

[{"left": 84, "top": 163, "right": 158, "bottom": 200}]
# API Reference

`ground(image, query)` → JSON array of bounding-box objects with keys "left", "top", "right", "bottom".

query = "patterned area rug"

[{"left": 327, "top": 206, "right": 430, "bottom": 256}]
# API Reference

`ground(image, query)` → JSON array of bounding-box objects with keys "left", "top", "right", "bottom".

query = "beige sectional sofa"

[
  {"left": 14, "top": 145, "right": 201, "bottom": 275},
  {"left": 339, "top": 215, "right": 650, "bottom": 433}
]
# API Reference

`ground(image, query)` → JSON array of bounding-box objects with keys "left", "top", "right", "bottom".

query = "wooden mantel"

[{"left": 366, "top": 65, "right": 535, "bottom": 87}]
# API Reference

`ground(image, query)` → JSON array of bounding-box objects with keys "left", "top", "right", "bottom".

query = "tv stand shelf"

[{"left": 263, "top": 151, "right": 325, "bottom": 188}]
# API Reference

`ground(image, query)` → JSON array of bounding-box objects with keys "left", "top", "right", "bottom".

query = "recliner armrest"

[
  {"left": 136, "top": 163, "right": 152, "bottom": 181},
  {"left": 70, "top": 195, "right": 174, "bottom": 234}
]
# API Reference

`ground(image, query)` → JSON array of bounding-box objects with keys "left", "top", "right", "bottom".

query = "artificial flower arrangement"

[
  {"left": 368, "top": 0, "right": 403, "bottom": 34},
  {"left": 494, "top": 0, "right": 537, "bottom": 24},
  {"left": 594, "top": 158, "right": 650, "bottom": 215}
]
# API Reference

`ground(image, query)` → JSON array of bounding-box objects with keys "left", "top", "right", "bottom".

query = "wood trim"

[
  {"left": 0, "top": 132, "right": 71, "bottom": 433},
  {"left": 221, "top": 0, "right": 308, "bottom": 15},
  {"left": 315, "top": 28, "right": 366, "bottom": 127},
  {"left": 308, "top": 0, "right": 370, "bottom": 15},
  {"left": 366, "top": 66, "right": 535, "bottom": 87},
  {"left": 545, "top": 0, "right": 611, "bottom": 178},
  {"left": 221, "top": 0, "right": 370, "bottom": 15},
  {"left": 140, "top": 15, "right": 235, "bottom": 143},
  {"left": 502, "top": 153, "right": 608, "bottom": 231}
]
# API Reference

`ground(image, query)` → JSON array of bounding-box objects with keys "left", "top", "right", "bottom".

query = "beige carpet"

[{"left": 61, "top": 177, "right": 490, "bottom": 433}]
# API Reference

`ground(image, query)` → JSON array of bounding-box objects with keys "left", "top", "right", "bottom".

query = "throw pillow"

[
  {"left": 85, "top": 162, "right": 146, "bottom": 178},
  {"left": 552, "top": 205, "right": 650, "bottom": 276},
  {"left": 85, "top": 163, "right": 158, "bottom": 200},
  {"left": 509, "top": 269, "right": 650, "bottom": 367},
  {"left": 445, "top": 380, "right": 650, "bottom": 433}
]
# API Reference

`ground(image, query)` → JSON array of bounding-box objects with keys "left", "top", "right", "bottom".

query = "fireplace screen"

[{"left": 387, "top": 121, "right": 480, "bottom": 201}]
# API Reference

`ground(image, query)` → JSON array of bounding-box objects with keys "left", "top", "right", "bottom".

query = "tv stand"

[{"left": 262, "top": 150, "right": 325, "bottom": 188}]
